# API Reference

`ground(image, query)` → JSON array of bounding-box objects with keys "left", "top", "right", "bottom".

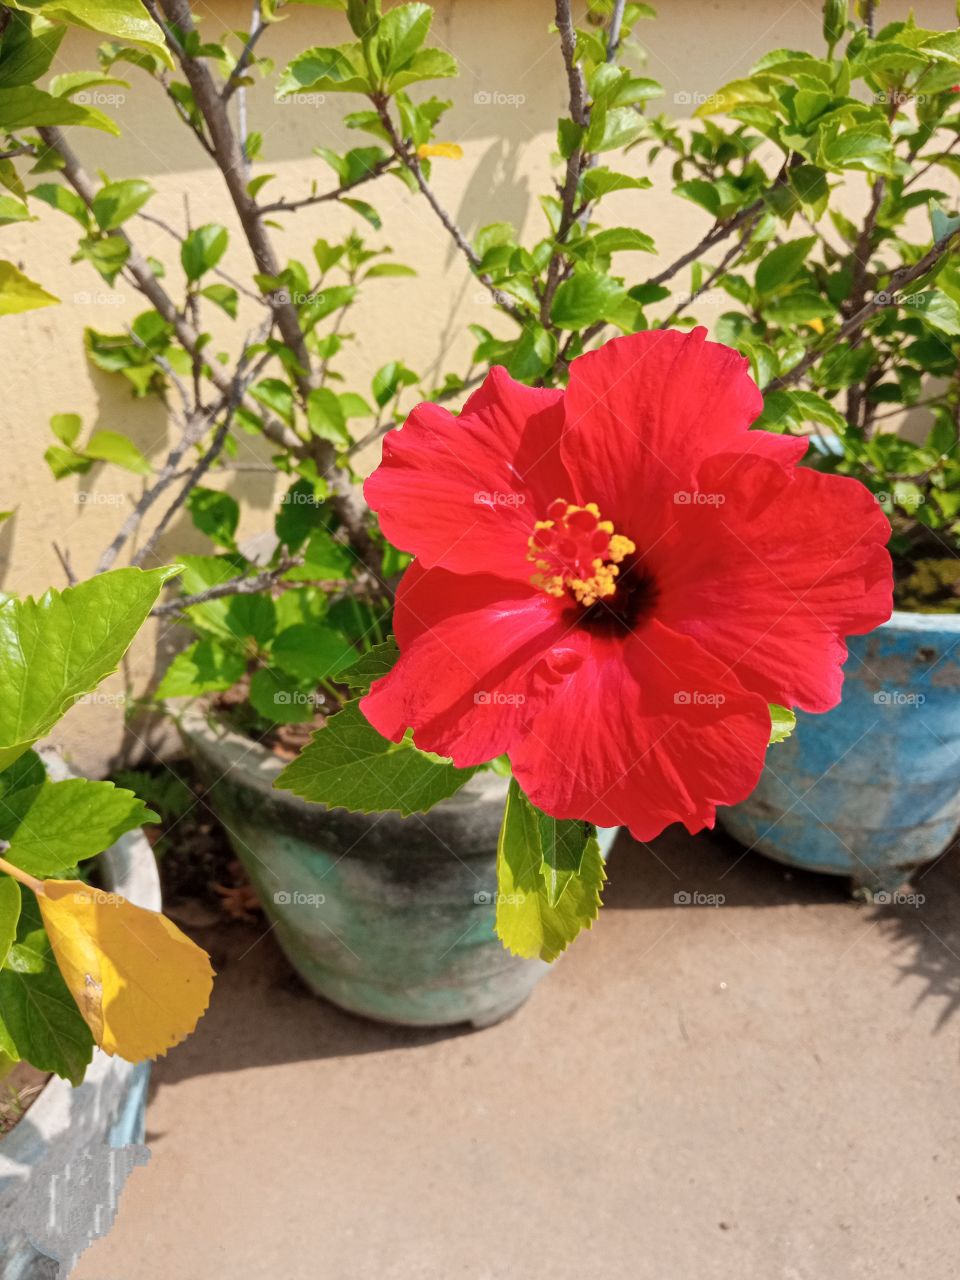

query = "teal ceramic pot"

[
  {"left": 178, "top": 704, "right": 617, "bottom": 1028},
  {"left": 719, "top": 611, "right": 960, "bottom": 891},
  {"left": 0, "top": 753, "right": 156, "bottom": 1277}
]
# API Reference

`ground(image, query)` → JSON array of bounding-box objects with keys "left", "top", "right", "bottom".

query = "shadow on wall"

[{"left": 0, "top": 510, "right": 16, "bottom": 592}]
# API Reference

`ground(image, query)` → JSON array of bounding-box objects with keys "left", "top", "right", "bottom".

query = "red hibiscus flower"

[{"left": 361, "top": 328, "right": 892, "bottom": 840}]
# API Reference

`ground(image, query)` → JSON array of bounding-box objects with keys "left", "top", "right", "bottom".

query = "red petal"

[
  {"left": 509, "top": 619, "right": 771, "bottom": 840},
  {"left": 364, "top": 367, "right": 571, "bottom": 581},
  {"left": 360, "top": 561, "right": 568, "bottom": 767},
  {"left": 561, "top": 328, "right": 763, "bottom": 537},
  {"left": 655, "top": 451, "right": 892, "bottom": 713}
]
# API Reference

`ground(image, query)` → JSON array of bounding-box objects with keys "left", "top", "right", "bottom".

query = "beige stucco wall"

[{"left": 1, "top": 0, "right": 956, "bottom": 773}]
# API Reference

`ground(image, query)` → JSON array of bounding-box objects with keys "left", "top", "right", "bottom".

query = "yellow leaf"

[
  {"left": 808, "top": 317, "right": 825, "bottom": 334},
  {"left": 37, "top": 881, "right": 214, "bottom": 1063},
  {"left": 416, "top": 142, "right": 463, "bottom": 160}
]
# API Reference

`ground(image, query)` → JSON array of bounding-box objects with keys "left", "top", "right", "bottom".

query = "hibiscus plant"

[{"left": 5, "top": 0, "right": 958, "bottom": 959}]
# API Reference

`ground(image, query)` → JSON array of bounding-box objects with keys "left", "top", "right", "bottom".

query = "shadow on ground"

[{"left": 151, "top": 823, "right": 960, "bottom": 1114}]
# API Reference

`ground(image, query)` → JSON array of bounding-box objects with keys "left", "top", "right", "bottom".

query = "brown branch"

[
  {"left": 151, "top": 556, "right": 304, "bottom": 616},
  {"left": 764, "top": 226, "right": 960, "bottom": 393},
  {"left": 655, "top": 218, "right": 758, "bottom": 330},
  {"left": 153, "top": 0, "right": 381, "bottom": 576},
  {"left": 258, "top": 158, "right": 392, "bottom": 214},
  {"left": 539, "top": 0, "right": 590, "bottom": 325},
  {"left": 223, "top": 4, "right": 268, "bottom": 102}
]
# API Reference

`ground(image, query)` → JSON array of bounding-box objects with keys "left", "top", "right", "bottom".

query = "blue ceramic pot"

[{"left": 719, "top": 611, "right": 960, "bottom": 891}]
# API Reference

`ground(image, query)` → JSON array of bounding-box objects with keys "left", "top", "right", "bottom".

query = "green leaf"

[
  {"left": 762, "top": 292, "right": 835, "bottom": 324},
  {"left": 340, "top": 196, "right": 382, "bottom": 229},
  {"left": 200, "top": 283, "right": 238, "bottom": 318},
  {"left": 181, "top": 224, "right": 228, "bottom": 281},
  {"left": 75, "top": 233, "right": 130, "bottom": 284},
  {"left": 376, "top": 1, "right": 432, "bottom": 75},
  {"left": 674, "top": 179, "right": 721, "bottom": 216},
  {"left": 0, "top": 877, "right": 21, "bottom": 971},
  {"left": 288, "top": 528, "right": 354, "bottom": 579},
  {"left": 306, "top": 387, "right": 351, "bottom": 446},
  {"left": 186, "top": 487, "right": 240, "bottom": 548},
  {"left": 363, "top": 262, "right": 416, "bottom": 280},
  {"left": 0, "top": 259, "right": 58, "bottom": 316},
  {"left": 769, "top": 704, "right": 796, "bottom": 745},
  {"left": 50, "top": 412, "right": 82, "bottom": 447},
  {"left": 275, "top": 699, "right": 476, "bottom": 816},
  {"left": 271, "top": 624, "right": 355, "bottom": 681},
  {"left": 538, "top": 813, "right": 593, "bottom": 909},
  {"left": 371, "top": 360, "right": 417, "bottom": 407},
  {"left": 156, "top": 638, "right": 246, "bottom": 699},
  {"left": 91, "top": 178, "right": 153, "bottom": 231},
  {"left": 821, "top": 127, "right": 893, "bottom": 175},
  {"left": 4, "top": 0, "right": 173, "bottom": 68},
  {"left": 0, "top": 567, "right": 175, "bottom": 772},
  {"left": 758, "top": 388, "right": 845, "bottom": 433},
  {"left": 581, "top": 168, "right": 652, "bottom": 200},
  {"left": 274, "top": 478, "right": 324, "bottom": 552},
  {"left": 178, "top": 556, "right": 275, "bottom": 647},
  {"left": 250, "top": 377, "right": 295, "bottom": 426},
  {"left": 902, "top": 290, "right": 960, "bottom": 337},
  {"left": 0, "top": 895, "right": 93, "bottom": 1084},
  {"left": 0, "top": 85, "right": 119, "bottom": 133},
  {"left": 83, "top": 428, "right": 151, "bottom": 475},
  {"left": 0, "top": 779, "right": 156, "bottom": 878},
  {"left": 755, "top": 236, "right": 818, "bottom": 294},
  {"left": 550, "top": 270, "right": 626, "bottom": 329},
  {"left": 32, "top": 183, "right": 91, "bottom": 227},
  {"left": 387, "top": 47, "right": 456, "bottom": 91},
  {"left": 277, "top": 44, "right": 371, "bottom": 96},
  {"left": 338, "top": 637, "right": 400, "bottom": 692},
  {"left": 249, "top": 667, "right": 316, "bottom": 724},
  {"left": 494, "top": 779, "right": 605, "bottom": 963}
]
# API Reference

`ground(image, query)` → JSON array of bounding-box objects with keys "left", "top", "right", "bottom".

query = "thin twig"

[
  {"left": 224, "top": 2, "right": 268, "bottom": 102},
  {"left": 259, "top": 159, "right": 392, "bottom": 214},
  {"left": 151, "top": 556, "right": 305, "bottom": 616},
  {"left": 52, "top": 542, "right": 77, "bottom": 586},
  {"left": 764, "top": 226, "right": 960, "bottom": 392}
]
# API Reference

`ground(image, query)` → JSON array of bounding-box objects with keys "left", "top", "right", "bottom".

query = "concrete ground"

[{"left": 73, "top": 827, "right": 960, "bottom": 1280}]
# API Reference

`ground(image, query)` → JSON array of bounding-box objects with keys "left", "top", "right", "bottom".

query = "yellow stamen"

[{"left": 527, "top": 500, "right": 636, "bottom": 607}]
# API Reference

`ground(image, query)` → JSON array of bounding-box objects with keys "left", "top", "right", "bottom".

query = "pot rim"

[
  {"left": 0, "top": 749, "right": 160, "bottom": 1158},
  {"left": 879, "top": 608, "right": 960, "bottom": 636},
  {"left": 173, "top": 698, "right": 510, "bottom": 816}
]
